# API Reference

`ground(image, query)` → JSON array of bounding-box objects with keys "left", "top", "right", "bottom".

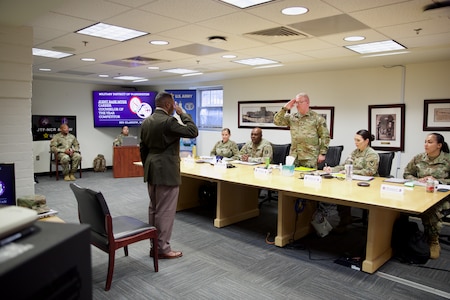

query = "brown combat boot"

[
  {"left": 69, "top": 173, "right": 76, "bottom": 181},
  {"left": 429, "top": 236, "right": 440, "bottom": 259},
  {"left": 64, "top": 174, "right": 71, "bottom": 181}
]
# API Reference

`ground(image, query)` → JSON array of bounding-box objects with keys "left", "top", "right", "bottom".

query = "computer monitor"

[{"left": 0, "top": 163, "right": 16, "bottom": 206}]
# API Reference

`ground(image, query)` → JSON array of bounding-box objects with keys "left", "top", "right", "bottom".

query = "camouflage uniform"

[
  {"left": 50, "top": 132, "right": 81, "bottom": 176},
  {"left": 239, "top": 138, "right": 273, "bottom": 163},
  {"left": 274, "top": 107, "right": 330, "bottom": 168},
  {"left": 113, "top": 133, "right": 126, "bottom": 146},
  {"left": 210, "top": 140, "right": 240, "bottom": 159},
  {"left": 332, "top": 146, "right": 379, "bottom": 176},
  {"left": 403, "top": 151, "right": 450, "bottom": 239}
]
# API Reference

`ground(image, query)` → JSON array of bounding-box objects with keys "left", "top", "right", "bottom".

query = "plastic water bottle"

[{"left": 345, "top": 160, "right": 353, "bottom": 181}]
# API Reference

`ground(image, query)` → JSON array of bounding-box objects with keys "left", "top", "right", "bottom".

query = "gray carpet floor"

[{"left": 35, "top": 170, "right": 450, "bottom": 300}]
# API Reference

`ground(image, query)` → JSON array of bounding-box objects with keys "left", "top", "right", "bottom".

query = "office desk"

[
  {"left": 179, "top": 161, "right": 450, "bottom": 273},
  {"left": 113, "top": 146, "right": 144, "bottom": 178}
]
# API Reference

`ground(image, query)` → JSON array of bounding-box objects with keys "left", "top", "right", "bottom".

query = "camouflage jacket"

[
  {"left": 274, "top": 107, "right": 330, "bottom": 162},
  {"left": 403, "top": 151, "right": 450, "bottom": 184},
  {"left": 50, "top": 133, "right": 80, "bottom": 153},
  {"left": 333, "top": 146, "right": 379, "bottom": 176},
  {"left": 239, "top": 138, "right": 273, "bottom": 163},
  {"left": 113, "top": 133, "right": 126, "bottom": 146},
  {"left": 210, "top": 140, "right": 239, "bottom": 159}
]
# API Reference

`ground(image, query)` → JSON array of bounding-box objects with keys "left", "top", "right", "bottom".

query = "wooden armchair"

[{"left": 50, "top": 150, "right": 82, "bottom": 180}]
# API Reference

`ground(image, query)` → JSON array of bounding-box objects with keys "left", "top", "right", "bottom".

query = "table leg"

[
  {"left": 214, "top": 182, "right": 259, "bottom": 227},
  {"left": 362, "top": 207, "right": 399, "bottom": 273}
]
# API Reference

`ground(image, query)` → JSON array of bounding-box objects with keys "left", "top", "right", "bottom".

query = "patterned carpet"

[{"left": 35, "top": 170, "right": 450, "bottom": 300}]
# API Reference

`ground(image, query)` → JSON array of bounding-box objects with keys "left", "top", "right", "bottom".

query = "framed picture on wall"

[
  {"left": 423, "top": 99, "right": 450, "bottom": 131},
  {"left": 368, "top": 104, "right": 405, "bottom": 151},
  {"left": 310, "top": 106, "right": 335, "bottom": 139},
  {"left": 238, "top": 100, "right": 288, "bottom": 129}
]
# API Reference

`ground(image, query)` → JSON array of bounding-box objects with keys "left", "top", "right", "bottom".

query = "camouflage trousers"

[
  {"left": 295, "top": 158, "right": 317, "bottom": 169},
  {"left": 58, "top": 153, "right": 82, "bottom": 175},
  {"left": 421, "top": 198, "right": 450, "bottom": 241}
]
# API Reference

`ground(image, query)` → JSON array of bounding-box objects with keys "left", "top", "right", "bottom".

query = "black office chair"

[
  {"left": 259, "top": 144, "right": 291, "bottom": 208},
  {"left": 377, "top": 152, "right": 395, "bottom": 177},
  {"left": 440, "top": 209, "right": 450, "bottom": 245},
  {"left": 317, "top": 145, "right": 344, "bottom": 169},
  {"left": 237, "top": 142, "right": 245, "bottom": 151},
  {"left": 69, "top": 183, "right": 159, "bottom": 291}
]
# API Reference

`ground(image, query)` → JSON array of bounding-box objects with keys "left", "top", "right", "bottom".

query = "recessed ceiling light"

[
  {"left": 281, "top": 6, "right": 308, "bottom": 15},
  {"left": 113, "top": 75, "right": 146, "bottom": 81},
  {"left": 344, "top": 40, "right": 406, "bottom": 54},
  {"left": 133, "top": 79, "right": 149, "bottom": 83},
  {"left": 219, "top": 0, "right": 273, "bottom": 9},
  {"left": 344, "top": 36, "right": 365, "bottom": 42},
  {"left": 161, "top": 68, "right": 198, "bottom": 74},
  {"left": 222, "top": 54, "right": 237, "bottom": 59},
  {"left": 208, "top": 36, "right": 227, "bottom": 43},
  {"left": 150, "top": 40, "right": 169, "bottom": 45},
  {"left": 39, "top": 68, "right": 52, "bottom": 72},
  {"left": 182, "top": 72, "right": 203, "bottom": 77},
  {"left": 76, "top": 22, "right": 148, "bottom": 42},
  {"left": 98, "top": 74, "right": 109, "bottom": 78},
  {"left": 233, "top": 57, "right": 279, "bottom": 66},
  {"left": 362, "top": 51, "right": 410, "bottom": 58},
  {"left": 147, "top": 66, "right": 160, "bottom": 70},
  {"left": 81, "top": 58, "right": 96, "bottom": 62},
  {"left": 32, "top": 48, "right": 73, "bottom": 58}
]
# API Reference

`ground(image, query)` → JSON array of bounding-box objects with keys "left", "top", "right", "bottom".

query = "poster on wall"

[
  {"left": 32, "top": 115, "right": 77, "bottom": 141},
  {"left": 165, "top": 90, "right": 197, "bottom": 156}
]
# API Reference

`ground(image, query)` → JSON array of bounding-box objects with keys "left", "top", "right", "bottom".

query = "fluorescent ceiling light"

[
  {"left": 98, "top": 74, "right": 109, "bottom": 77},
  {"left": 233, "top": 57, "right": 279, "bottom": 66},
  {"left": 76, "top": 23, "right": 148, "bottom": 42},
  {"left": 222, "top": 54, "right": 237, "bottom": 59},
  {"left": 362, "top": 51, "right": 410, "bottom": 58},
  {"left": 254, "top": 64, "right": 283, "bottom": 69},
  {"left": 150, "top": 40, "right": 169, "bottom": 45},
  {"left": 147, "top": 66, "right": 160, "bottom": 70},
  {"left": 33, "top": 48, "right": 73, "bottom": 58},
  {"left": 281, "top": 7, "right": 308, "bottom": 15},
  {"left": 81, "top": 58, "right": 96, "bottom": 62},
  {"left": 344, "top": 36, "right": 365, "bottom": 42},
  {"left": 161, "top": 68, "right": 198, "bottom": 74},
  {"left": 345, "top": 40, "right": 406, "bottom": 54},
  {"left": 219, "top": 0, "right": 273, "bottom": 9},
  {"left": 39, "top": 68, "right": 52, "bottom": 72},
  {"left": 113, "top": 75, "right": 146, "bottom": 81},
  {"left": 133, "top": 79, "right": 149, "bottom": 83},
  {"left": 182, "top": 72, "right": 203, "bottom": 77}
]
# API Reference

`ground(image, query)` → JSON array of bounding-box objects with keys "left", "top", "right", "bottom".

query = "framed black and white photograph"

[
  {"left": 368, "top": 104, "right": 405, "bottom": 151},
  {"left": 238, "top": 100, "right": 288, "bottom": 129},
  {"left": 423, "top": 99, "right": 450, "bottom": 131},
  {"left": 310, "top": 106, "right": 335, "bottom": 139}
]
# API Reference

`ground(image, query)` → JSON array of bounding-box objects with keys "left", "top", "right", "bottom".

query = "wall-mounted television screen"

[
  {"left": 0, "top": 163, "right": 16, "bottom": 206},
  {"left": 93, "top": 91, "right": 157, "bottom": 127}
]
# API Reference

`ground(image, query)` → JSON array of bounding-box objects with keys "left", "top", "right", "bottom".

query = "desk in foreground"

[{"left": 179, "top": 161, "right": 450, "bottom": 274}]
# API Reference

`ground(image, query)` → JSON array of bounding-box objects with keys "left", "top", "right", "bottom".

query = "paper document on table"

[
  {"left": 352, "top": 175, "right": 374, "bottom": 181},
  {"left": 232, "top": 160, "right": 261, "bottom": 165},
  {"left": 383, "top": 178, "right": 409, "bottom": 184},
  {"left": 295, "top": 166, "right": 316, "bottom": 172}
]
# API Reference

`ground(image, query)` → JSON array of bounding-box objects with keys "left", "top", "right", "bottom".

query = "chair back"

[
  {"left": 70, "top": 183, "right": 110, "bottom": 237},
  {"left": 271, "top": 144, "right": 291, "bottom": 164},
  {"left": 378, "top": 152, "right": 395, "bottom": 177},
  {"left": 237, "top": 143, "right": 245, "bottom": 151},
  {"left": 317, "top": 145, "right": 344, "bottom": 169}
]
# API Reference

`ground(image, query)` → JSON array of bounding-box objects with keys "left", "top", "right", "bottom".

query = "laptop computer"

[{"left": 122, "top": 136, "right": 138, "bottom": 146}]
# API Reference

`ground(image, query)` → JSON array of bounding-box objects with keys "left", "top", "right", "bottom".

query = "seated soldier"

[
  {"left": 239, "top": 127, "right": 273, "bottom": 163},
  {"left": 50, "top": 123, "right": 82, "bottom": 181}
]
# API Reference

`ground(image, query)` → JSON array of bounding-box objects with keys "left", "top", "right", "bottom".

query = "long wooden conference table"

[{"left": 178, "top": 160, "right": 450, "bottom": 274}]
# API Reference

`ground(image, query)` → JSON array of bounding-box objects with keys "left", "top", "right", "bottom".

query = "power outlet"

[{"left": 36, "top": 155, "right": 40, "bottom": 161}]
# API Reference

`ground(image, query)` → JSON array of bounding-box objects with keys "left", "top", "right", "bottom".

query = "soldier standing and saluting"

[{"left": 274, "top": 92, "right": 330, "bottom": 168}]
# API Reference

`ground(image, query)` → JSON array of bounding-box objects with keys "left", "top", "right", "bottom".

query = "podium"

[{"left": 113, "top": 146, "right": 144, "bottom": 178}]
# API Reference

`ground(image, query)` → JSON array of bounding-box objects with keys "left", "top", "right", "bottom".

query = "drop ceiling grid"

[{"left": 322, "top": 0, "right": 409, "bottom": 13}]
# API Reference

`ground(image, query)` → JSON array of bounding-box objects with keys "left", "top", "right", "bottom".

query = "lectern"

[{"left": 113, "top": 146, "right": 144, "bottom": 178}]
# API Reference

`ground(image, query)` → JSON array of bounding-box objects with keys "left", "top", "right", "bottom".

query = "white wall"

[
  {"left": 32, "top": 60, "right": 450, "bottom": 178},
  {"left": 0, "top": 25, "right": 34, "bottom": 197}
]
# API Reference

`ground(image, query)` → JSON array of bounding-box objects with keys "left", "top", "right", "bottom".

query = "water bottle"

[
  {"left": 345, "top": 159, "right": 353, "bottom": 181},
  {"left": 426, "top": 178, "right": 435, "bottom": 193}
]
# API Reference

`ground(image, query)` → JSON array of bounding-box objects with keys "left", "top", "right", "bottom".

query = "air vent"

[
  {"left": 104, "top": 56, "right": 169, "bottom": 67},
  {"left": 244, "top": 26, "right": 307, "bottom": 44}
]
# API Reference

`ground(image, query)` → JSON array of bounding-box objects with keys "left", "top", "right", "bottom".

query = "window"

[{"left": 197, "top": 88, "right": 223, "bottom": 130}]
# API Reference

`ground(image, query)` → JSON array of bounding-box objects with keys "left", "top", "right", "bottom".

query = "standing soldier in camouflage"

[
  {"left": 50, "top": 123, "right": 82, "bottom": 181},
  {"left": 403, "top": 133, "right": 450, "bottom": 259},
  {"left": 210, "top": 128, "right": 240, "bottom": 159},
  {"left": 274, "top": 93, "right": 330, "bottom": 168},
  {"left": 239, "top": 127, "right": 273, "bottom": 163}
]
